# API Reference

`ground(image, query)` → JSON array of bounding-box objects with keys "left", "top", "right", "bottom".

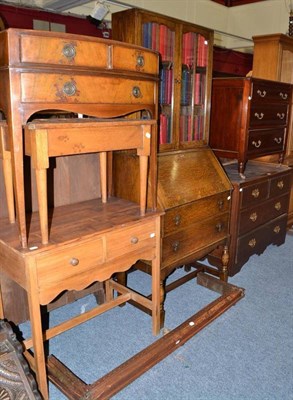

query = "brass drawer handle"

[
  {"left": 277, "top": 113, "right": 285, "bottom": 120},
  {"left": 277, "top": 180, "right": 284, "bottom": 189},
  {"left": 254, "top": 112, "right": 264, "bottom": 120},
  {"left": 249, "top": 212, "right": 258, "bottom": 222},
  {"left": 274, "top": 225, "right": 281, "bottom": 234},
  {"left": 252, "top": 140, "right": 262, "bottom": 148},
  {"left": 63, "top": 81, "right": 77, "bottom": 96},
  {"left": 257, "top": 89, "right": 266, "bottom": 98},
  {"left": 172, "top": 241, "right": 180, "bottom": 252},
  {"left": 132, "top": 86, "right": 142, "bottom": 98},
  {"left": 62, "top": 43, "right": 76, "bottom": 59},
  {"left": 173, "top": 215, "right": 181, "bottom": 226},
  {"left": 279, "top": 92, "right": 288, "bottom": 100},
  {"left": 136, "top": 55, "right": 145, "bottom": 68},
  {"left": 215, "top": 223, "right": 223, "bottom": 232},
  {"left": 274, "top": 137, "right": 282, "bottom": 144},
  {"left": 274, "top": 202, "right": 281, "bottom": 211},
  {"left": 130, "top": 237, "right": 139, "bottom": 244},
  {"left": 217, "top": 199, "right": 224, "bottom": 210},
  {"left": 251, "top": 188, "right": 260, "bottom": 198},
  {"left": 70, "top": 257, "right": 79, "bottom": 266},
  {"left": 248, "top": 238, "right": 256, "bottom": 248}
]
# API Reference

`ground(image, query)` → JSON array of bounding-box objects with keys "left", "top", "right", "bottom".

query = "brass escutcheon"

[
  {"left": 248, "top": 238, "right": 256, "bottom": 248},
  {"left": 273, "top": 225, "right": 281, "bottom": 234},
  {"left": 249, "top": 212, "right": 257, "bottom": 222},
  {"left": 251, "top": 188, "right": 260, "bottom": 198}
]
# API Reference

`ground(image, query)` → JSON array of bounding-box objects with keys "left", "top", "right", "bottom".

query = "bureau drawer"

[
  {"left": 20, "top": 35, "right": 109, "bottom": 68},
  {"left": 250, "top": 104, "right": 289, "bottom": 127},
  {"left": 36, "top": 235, "right": 105, "bottom": 295},
  {"left": 247, "top": 128, "right": 286, "bottom": 155},
  {"left": 270, "top": 172, "right": 292, "bottom": 197},
  {"left": 20, "top": 73, "right": 156, "bottom": 105},
  {"left": 163, "top": 192, "right": 231, "bottom": 236},
  {"left": 240, "top": 180, "right": 269, "bottom": 207},
  {"left": 236, "top": 215, "right": 287, "bottom": 265},
  {"left": 106, "top": 219, "right": 157, "bottom": 260},
  {"left": 239, "top": 193, "right": 290, "bottom": 235},
  {"left": 162, "top": 213, "right": 229, "bottom": 268},
  {"left": 252, "top": 81, "right": 291, "bottom": 104},
  {"left": 112, "top": 46, "right": 158, "bottom": 75}
]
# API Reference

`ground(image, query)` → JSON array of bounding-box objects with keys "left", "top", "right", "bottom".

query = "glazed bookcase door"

[
  {"left": 180, "top": 28, "right": 210, "bottom": 146},
  {"left": 141, "top": 18, "right": 177, "bottom": 151}
]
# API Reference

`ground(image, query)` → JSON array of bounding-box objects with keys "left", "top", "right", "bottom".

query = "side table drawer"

[
  {"left": 250, "top": 104, "right": 289, "bottom": 127},
  {"left": 36, "top": 236, "right": 105, "bottom": 300},
  {"left": 106, "top": 219, "right": 157, "bottom": 260},
  {"left": 20, "top": 73, "right": 156, "bottom": 105},
  {"left": 252, "top": 81, "right": 291, "bottom": 104}
]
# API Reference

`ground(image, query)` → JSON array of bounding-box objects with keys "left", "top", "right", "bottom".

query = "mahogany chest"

[
  {"left": 209, "top": 161, "right": 292, "bottom": 276},
  {"left": 209, "top": 77, "right": 292, "bottom": 174}
]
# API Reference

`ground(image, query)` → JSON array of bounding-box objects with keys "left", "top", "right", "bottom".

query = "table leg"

[
  {"left": 151, "top": 216, "right": 161, "bottom": 336},
  {"left": 100, "top": 151, "right": 107, "bottom": 203}
]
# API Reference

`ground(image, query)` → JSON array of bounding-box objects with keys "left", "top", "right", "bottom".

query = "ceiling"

[
  {"left": 211, "top": 0, "right": 266, "bottom": 5},
  {"left": 1, "top": 0, "right": 268, "bottom": 14}
]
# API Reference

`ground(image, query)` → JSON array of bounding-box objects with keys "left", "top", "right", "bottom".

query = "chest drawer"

[
  {"left": 252, "top": 82, "right": 291, "bottom": 104},
  {"left": 240, "top": 180, "right": 269, "bottom": 207},
  {"left": 250, "top": 104, "right": 288, "bottom": 127},
  {"left": 112, "top": 46, "right": 158, "bottom": 75},
  {"left": 20, "top": 35, "right": 109, "bottom": 68},
  {"left": 36, "top": 235, "right": 105, "bottom": 292},
  {"left": 163, "top": 192, "right": 231, "bottom": 236},
  {"left": 269, "top": 173, "right": 291, "bottom": 197},
  {"left": 247, "top": 128, "right": 286, "bottom": 155},
  {"left": 162, "top": 212, "right": 229, "bottom": 268},
  {"left": 236, "top": 215, "right": 287, "bottom": 265},
  {"left": 20, "top": 73, "right": 156, "bottom": 105},
  {"left": 106, "top": 219, "right": 157, "bottom": 260},
  {"left": 239, "top": 193, "right": 290, "bottom": 235}
]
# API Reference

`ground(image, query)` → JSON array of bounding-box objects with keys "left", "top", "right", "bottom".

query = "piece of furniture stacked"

[{"left": 0, "top": 28, "right": 161, "bottom": 399}]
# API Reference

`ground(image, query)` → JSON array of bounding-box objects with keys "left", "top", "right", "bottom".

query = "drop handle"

[
  {"left": 277, "top": 113, "right": 285, "bottom": 120},
  {"left": 63, "top": 81, "right": 77, "bottom": 96},
  {"left": 274, "top": 225, "right": 281, "bottom": 234},
  {"left": 274, "top": 202, "right": 281, "bottom": 211},
  {"left": 130, "top": 237, "right": 139, "bottom": 244},
  {"left": 248, "top": 238, "right": 256, "bottom": 248},
  {"left": 279, "top": 92, "right": 288, "bottom": 100},
  {"left": 215, "top": 223, "right": 223, "bottom": 232},
  {"left": 274, "top": 137, "right": 282, "bottom": 144},
  {"left": 173, "top": 214, "right": 181, "bottom": 226},
  {"left": 257, "top": 89, "right": 266, "bottom": 97},
  {"left": 70, "top": 257, "right": 79, "bottom": 266},
  {"left": 172, "top": 241, "right": 180, "bottom": 252},
  {"left": 217, "top": 199, "right": 224, "bottom": 210},
  {"left": 252, "top": 140, "right": 262, "bottom": 148},
  {"left": 254, "top": 112, "right": 264, "bottom": 120}
]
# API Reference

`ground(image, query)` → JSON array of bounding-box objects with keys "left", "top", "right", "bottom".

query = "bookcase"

[
  {"left": 252, "top": 33, "right": 293, "bottom": 228},
  {"left": 112, "top": 8, "right": 232, "bottom": 326}
]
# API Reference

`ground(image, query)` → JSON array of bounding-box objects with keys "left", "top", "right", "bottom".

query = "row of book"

[
  {"left": 160, "top": 68, "right": 173, "bottom": 105},
  {"left": 159, "top": 113, "right": 172, "bottom": 144},
  {"left": 179, "top": 115, "right": 204, "bottom": 142},
  {"left": 143, "top": 22, "right": 175, "bottom": 62},
  {"left": 181, "top": 70, "right": 206, "bottom": 105},
  {"left": 182, "top": 32, "right": 208, "bottom": 67}
]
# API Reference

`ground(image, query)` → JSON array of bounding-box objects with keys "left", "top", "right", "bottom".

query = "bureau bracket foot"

[{"left": 46, "top": 274, "right": 245, "bottom": 399}]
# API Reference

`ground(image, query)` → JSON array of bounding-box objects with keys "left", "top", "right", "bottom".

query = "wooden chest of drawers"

[
  {"left": 208, "top": 161, "right": 292, "bottom": 276},
  {"left": 209, "top": 77, "right": 292, "bottom": 174}
]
